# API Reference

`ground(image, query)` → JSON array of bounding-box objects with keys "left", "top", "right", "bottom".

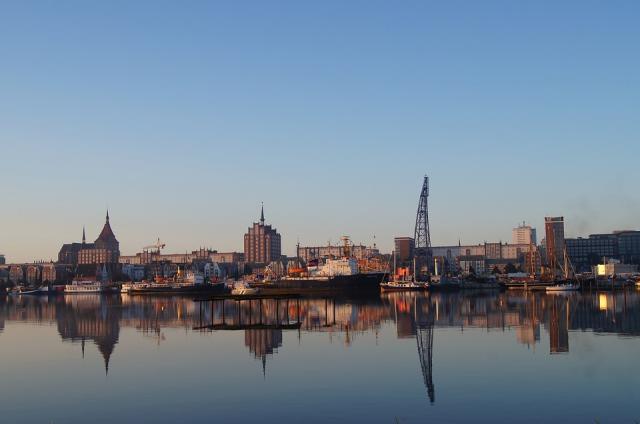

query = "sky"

[{"left": 1, "top": 1, "right": 639, "bottom": 262}]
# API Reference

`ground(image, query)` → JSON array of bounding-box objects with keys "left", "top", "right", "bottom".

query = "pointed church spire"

[
  {"left": 260, "top": 202, "right": 265, "bottom": 225},
  {"left": 82, "top": 226, "right": 86, "bottom": 244},
  {"left": 106, "top": 209, "right": 110, "bottom": 223}
]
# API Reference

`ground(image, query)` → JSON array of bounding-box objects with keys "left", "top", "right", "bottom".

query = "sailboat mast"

[
  {"left": 393, "top": 250, "right": 396, "bottom": 281},
  {"left": 413, "top": 257, "right": 416, "bottom": 282}
]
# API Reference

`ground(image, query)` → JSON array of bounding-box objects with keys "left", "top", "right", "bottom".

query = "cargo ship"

[{"left": 257, "top": 257, "right": 387, "bottom": 295}]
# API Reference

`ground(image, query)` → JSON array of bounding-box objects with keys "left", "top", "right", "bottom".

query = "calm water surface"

[{"left": 1, "top": 290, "right": 639, "bottom": 423}]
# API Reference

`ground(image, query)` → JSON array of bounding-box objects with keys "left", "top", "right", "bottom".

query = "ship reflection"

[{"left": 1, "top": 289, "right": 640, "bottom": 400}]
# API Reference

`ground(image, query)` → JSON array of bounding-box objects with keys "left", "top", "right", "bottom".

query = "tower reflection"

[{"left": 0, "top": 289, "right": 639, "bottom": 400}]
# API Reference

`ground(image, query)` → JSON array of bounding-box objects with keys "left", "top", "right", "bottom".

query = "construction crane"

[{"left": 143, "top": 238, "right": 166, "bottom": 254}]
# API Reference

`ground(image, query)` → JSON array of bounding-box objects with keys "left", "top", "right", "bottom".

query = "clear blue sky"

[{"left": 1, "top": 1, "right": 639, "bottom": 262}]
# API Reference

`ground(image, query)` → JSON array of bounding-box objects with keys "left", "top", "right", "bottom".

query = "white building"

[
  {"left": 512, "top": 222, "right": 537, "bottom": 246},
  {"left": 595, "top": 259, "right": 638, "bottom": 277}
]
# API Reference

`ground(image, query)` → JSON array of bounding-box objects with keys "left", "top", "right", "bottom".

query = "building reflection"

[
  {"left": 245, "top": 329, "right": 283, "bottom": 376},
  {"left": 548, "top": 295, "right": 569, "bottom": 354},
  {"left": 57, "top": 295, "right": 122, "bottom": 373},
  {"left": 1, "top": 289, "right": 640, "bottom": 398}
]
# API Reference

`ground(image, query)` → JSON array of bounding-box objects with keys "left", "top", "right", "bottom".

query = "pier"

[{"left": 194, "top": 295, "right": 304, "bottom": 331}]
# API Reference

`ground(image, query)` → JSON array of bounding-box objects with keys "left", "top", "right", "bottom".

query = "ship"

[
  {"left": 65, "top": 280, "right": 116, "bottom": 294},
  {"left": 128, "top": 269, "right": 228, "bottom": 295},
  {"left": 260, "top": 255, "right": 387, "bottom": 295},
  {"left": 128, "top": 281, "right": 228, "bottom": 295},
  {"left": 380, "top": 254, "right": 427, "bottom": 292}
]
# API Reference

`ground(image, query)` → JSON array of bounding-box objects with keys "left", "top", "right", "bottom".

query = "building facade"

[
  {"left": 512, "top": 223, "right": 537, "bottom": 246},
  {"left": 58, "top": 212, "right": 120, "bottom": 277},
  {"left": 394, "top": 237, "right": 415, "bottom": 263},
  {"left": 41, "top": 263, "right": 69, "bottom": 283},
  {"left": 244, "top": 205, "right": 282, "bottom": 264},
  {"left": 566, "top": 230, "right": 640, "bottom": 272},
  {"left": 8, "top": 265, "right": 24, "bottom": 283},
  {"left": 544, "top": 217, "right": 565, "bottom": 277}
]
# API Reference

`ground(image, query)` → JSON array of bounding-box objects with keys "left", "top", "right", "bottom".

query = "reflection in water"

[
  {"left": 1, "top": 290, "right": 639, "bottom": 403},
  {"left": 414, "top": 296, "right": 435, "bottom": 403},
  {"left": 549, "top": 295, "right": 569, "bottom": 354},
  {"left": 57, "top": 295, "right": 122, "bottom": 374}
]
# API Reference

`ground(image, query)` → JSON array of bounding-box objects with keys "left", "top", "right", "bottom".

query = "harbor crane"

[{"left": 143, "top": 238, "right": 166, "bottom": 254}]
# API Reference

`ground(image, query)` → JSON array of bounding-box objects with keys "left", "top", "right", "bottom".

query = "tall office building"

[
  {"left": 394, "top": 237, "right": 415, "bottom": 263},
  {"left": 244, "top": 204, "right": 281, "bottom": 264},
  {"left": 544, "top": 216, "right": 565, "bottom": 278},
  {"left": 512, "top": 222, "right": 537, "bottom": 246}
]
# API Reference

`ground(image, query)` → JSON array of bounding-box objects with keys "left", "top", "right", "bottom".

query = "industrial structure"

[
  {"left": 415, "top": 300, "right": 435, "bottom": 403},
  {"left": 414, "top": 175, "right": 432, "bottom": 273}
]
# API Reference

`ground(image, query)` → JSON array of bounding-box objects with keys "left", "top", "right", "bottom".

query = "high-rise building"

[
  {"left": 244, "top": 204, "right": 281, "bottom": 264},
  {"left": 512, "top": 222, "right": 537, "bottom": 246},
  {"left": 544, "top": 216, "right": 565, "bottom": 278},
  {"left": 394, "top": 237, "right": 415, "bottom": 263},
  {"left": 0, "top": 254, "right": 5, "bottom": 265}
]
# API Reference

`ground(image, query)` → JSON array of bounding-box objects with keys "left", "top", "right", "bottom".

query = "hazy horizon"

[{"left": 2, "top": 1, "right": 639, "bottom": 263}]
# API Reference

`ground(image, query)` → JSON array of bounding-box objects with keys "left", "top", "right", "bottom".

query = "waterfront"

[{"left": 0, "top": 291, "right": 639, "bottom": 423}]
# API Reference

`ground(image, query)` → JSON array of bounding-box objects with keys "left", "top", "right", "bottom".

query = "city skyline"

[
  {"left": 2, "top": 1, "right": 640, "bottom": 262},
  {"left": 2, "top": 204, "right": 639, "bottom": 264}
]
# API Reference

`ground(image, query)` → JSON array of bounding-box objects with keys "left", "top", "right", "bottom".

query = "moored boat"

[
  {"left": 128, "top": 281, "right": 228, "bottom": 295},
  {"left": 379, "top": 251, "right": 426, "bottom": 292},
  {"left": 19, "top": 286, "right": 51, "bottom": 295},
  {"left": 65, "top": 280, "right": 108, "bottom": 294},
  {"left": 380, "top": 280, "right": 426, "bottom": 291},
  {"left": 231, "top": 282, "right": 260, "bottom": 296}
]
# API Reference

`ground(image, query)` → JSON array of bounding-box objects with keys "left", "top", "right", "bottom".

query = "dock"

[{"left": 194, "top": 295, "right": 304, "bottom": 332}]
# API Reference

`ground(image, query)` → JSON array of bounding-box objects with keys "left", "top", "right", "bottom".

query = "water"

[{"left": 1, "top": 290, "right": 639, "bottom": 423}]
